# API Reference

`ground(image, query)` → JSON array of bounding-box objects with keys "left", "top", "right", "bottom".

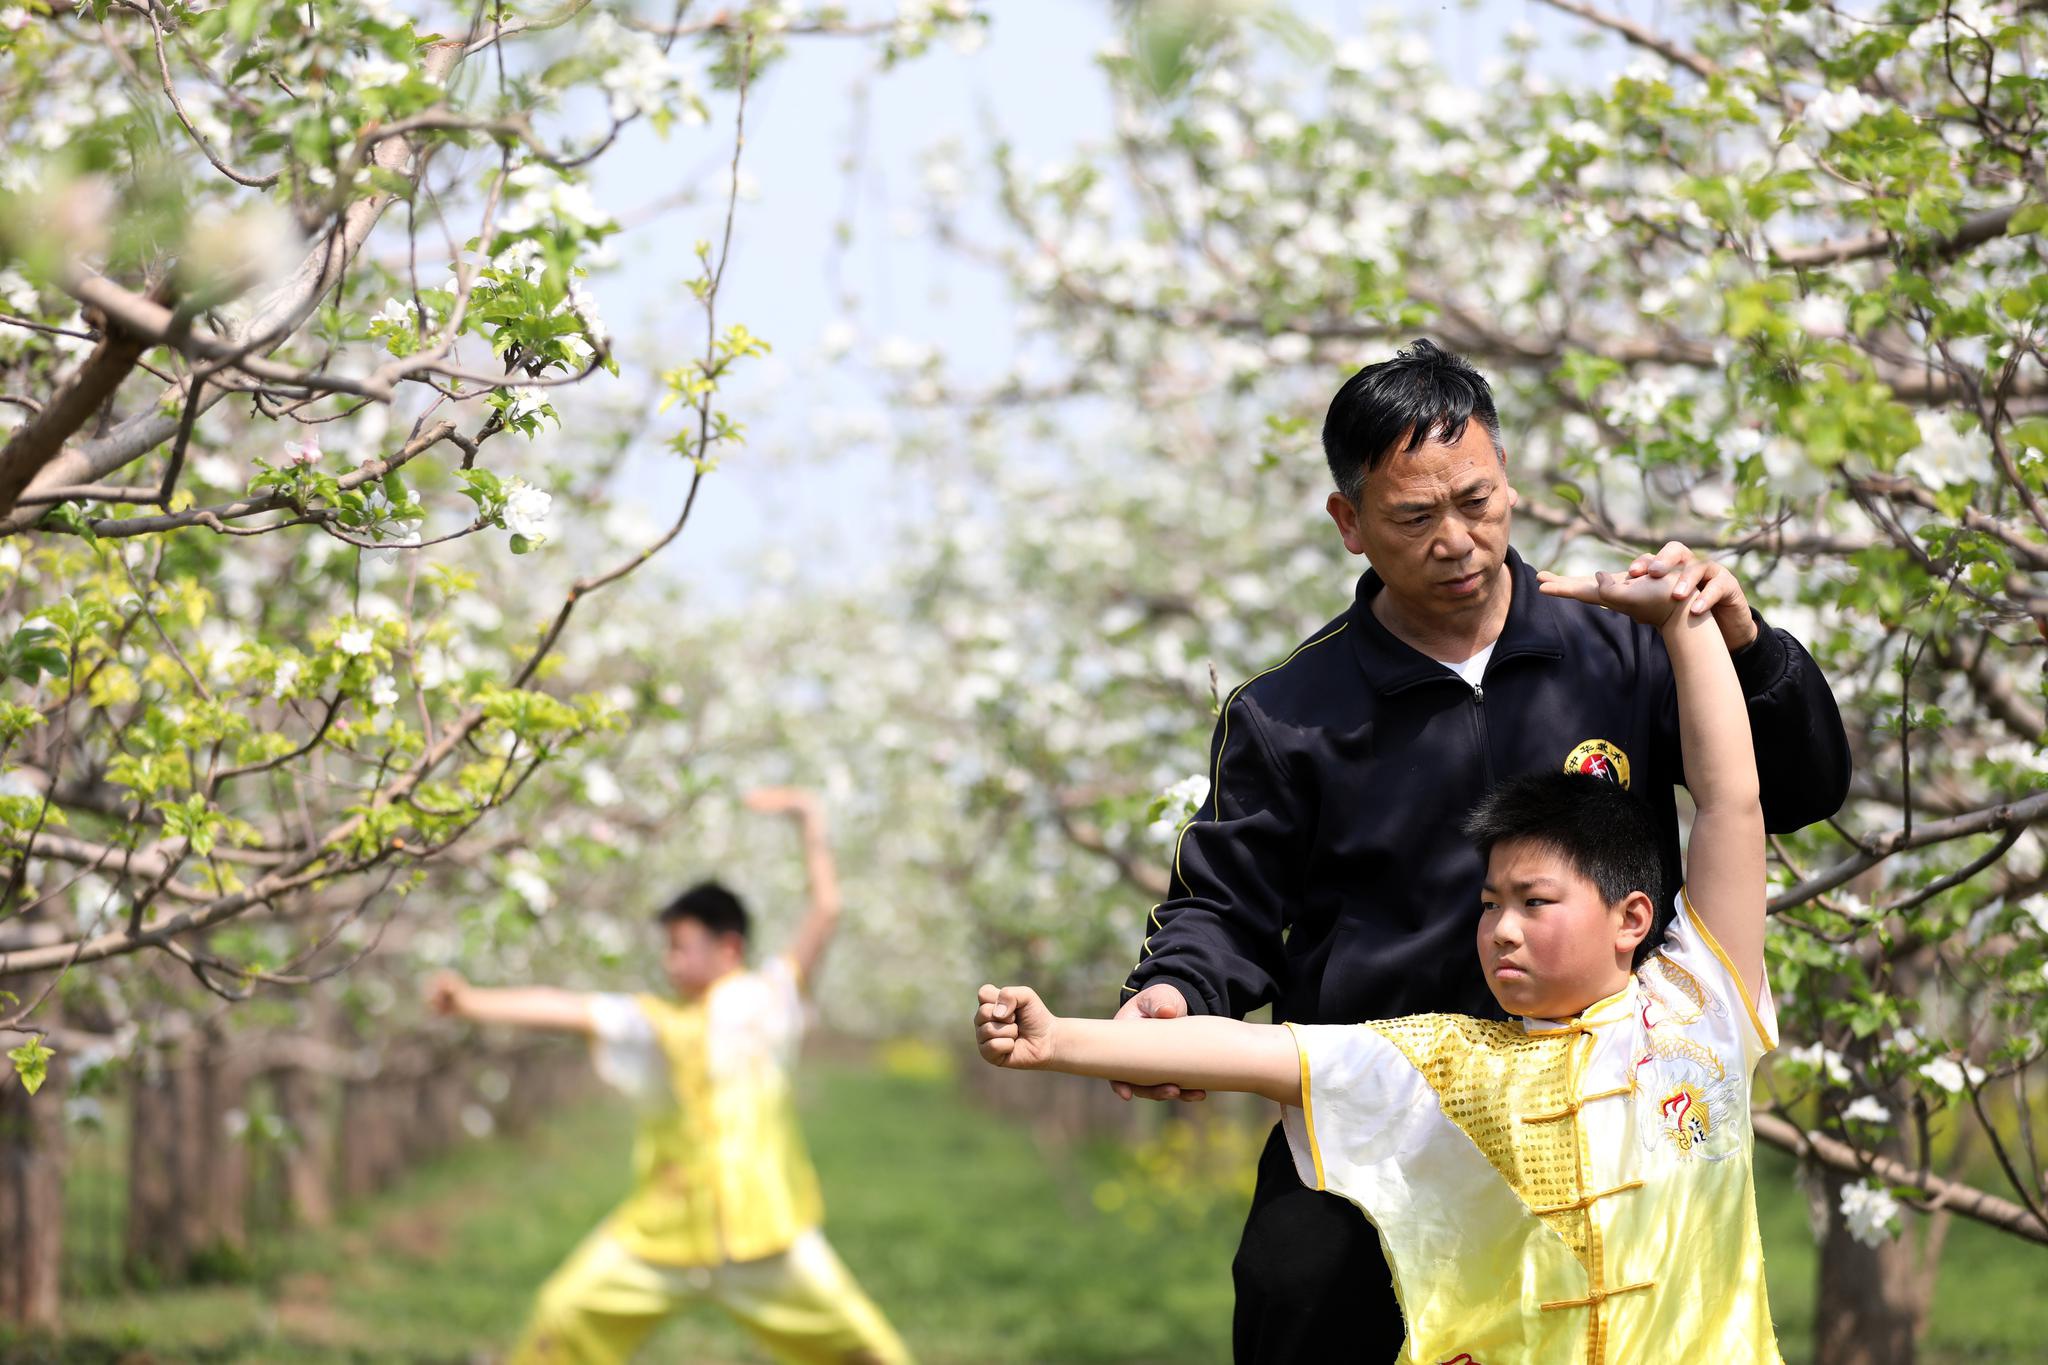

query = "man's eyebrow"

[{"left": 1389, "top": 479, "right": 1493, "bottom": 517}]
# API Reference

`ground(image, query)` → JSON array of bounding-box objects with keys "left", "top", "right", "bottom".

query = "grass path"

[{"left": 9, "top": 1058, "right": 2047, "bottom": 1362}]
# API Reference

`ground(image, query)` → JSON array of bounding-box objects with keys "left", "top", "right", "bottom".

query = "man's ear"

[
  {"left": 1326, "top": 490, "right": 1369, "bottom": 556},
  {"left": 1614, "top": 890, "right": 1657, "bottom": 956}
]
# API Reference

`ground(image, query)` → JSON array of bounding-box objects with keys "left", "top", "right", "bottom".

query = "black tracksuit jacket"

[{"left": 1121, "top": 548, "right": 1853, "bottom": 1026}]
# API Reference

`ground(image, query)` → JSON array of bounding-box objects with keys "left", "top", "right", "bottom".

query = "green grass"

[{"left": 9, "top": 1059, "right": 2047, "bottom": 1363}]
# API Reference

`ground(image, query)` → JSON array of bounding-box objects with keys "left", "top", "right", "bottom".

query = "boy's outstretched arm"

[
  {"left": 745, "top": 787, "right": 841, "bottom": 993},
  {"left": 425, "top": 971, "right": 597, "bottom": 1035},
  {"left": 975, "top": 985, "right": 1302, "bottom": 1105},
  {"left": 1538, "top": 569, "right": 1767, "bottom": 1000}
]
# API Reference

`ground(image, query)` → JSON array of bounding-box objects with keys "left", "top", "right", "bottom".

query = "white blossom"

[
  {"left": 502, "top": 479, "right": 552, "bottom": 540},
  {"left": 281, "top": 433, "right": 321, "bottom": 468},
  {"left": 1839, "top": 1180, "right": 1900, "bottom": 1247},
  {"left": 581, "top": 763, "right": 623, "bottom": 807},
  {"left": 344, "top": 53, "right": 411, "bottom": 88},
  {"left": 0, "top": 268, "right": 36, "bottom": 315},
  {"left": 1900, "top": 411, "right": 1980, "bottom": 489},
  {"left": 372, "top": 297, "right": 419, "bottom": 329},
  {"left": 1148, "top": 773, "right": 1211, "bottom": 845},
  {"left": 1785, "top": 1041, "right": 1852, "bottom": 1085},
  {"left": 2019, "top": 894, "right": 2048, "bottom": 937},
  {"left": 272, "top": 659, "right": 300, "bottom": 698},
  {"left": 368, "top": 673, "right": 399, "bottom": 708},
  {"left": 505, "top": 856, "right": 553, "bottom": 913},
  {"left": 1793, "top": 293, "right": 1848, "bottom": 338},
  {"left": 820, "top": 319, "right": 857, "bottom": 361},
  {"left": 1804, "top": 87, "right": 1885, "bottom": 135},
  {"left": 1267, "top": 332, "right": 1312, "bottom": 366},
  {"left": 335, "top": 625, "right": 375, "bottom": 657},
  {"left": 1841, "top": 1095, "right": 1892, "bottom": 1125},
  {"left": 1920, "top": 1055, "right": 1985, "bottom": 1094},
  {"left": 503, "top": 386, "right": 549, "bottom": 424}
]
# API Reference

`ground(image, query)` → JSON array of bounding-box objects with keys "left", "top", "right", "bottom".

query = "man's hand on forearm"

[
  {"left": 1109, "top": 983, "right": 1206, "bottom": 1102},
  {"left": 1626, "top": 540, "right": 1759, "bottom": 652}
]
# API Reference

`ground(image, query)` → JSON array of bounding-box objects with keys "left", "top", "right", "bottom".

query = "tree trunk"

[
  {"left": 126, "top": 1052, "right": 200, "bottom": 1284},
  {"left": 1814, "top": 1163, "right": 1925, "bottom": 1365},
  {"left": 192, "top": 1042, "right": 248, "bottom": 1257},
  {"left": 272, "top": 1065, "right": 333, "bottom": 1229},
  {"left": 0, "top": 1005, "right": 64, "bottom": 1329}
]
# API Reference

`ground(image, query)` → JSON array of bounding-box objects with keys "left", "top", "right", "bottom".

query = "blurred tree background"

[{"left": 0, "top": 0, "right": 2044, "bottom": 1362}]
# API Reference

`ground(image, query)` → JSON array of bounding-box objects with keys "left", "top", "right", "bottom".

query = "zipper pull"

[{"left": 1473, "top": 684, "right": 1485, "bottom": 705}]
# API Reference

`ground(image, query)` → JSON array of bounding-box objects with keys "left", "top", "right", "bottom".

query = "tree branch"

[
  {"left": 0, "top": 303, "right": 157, "bottom": 519},
  {"left": 1771, "top": 792, "right": 2048, "bottom": 912},
  {"left": 1754, "top": 1111, "right": 2048, "bottom": 1245}
]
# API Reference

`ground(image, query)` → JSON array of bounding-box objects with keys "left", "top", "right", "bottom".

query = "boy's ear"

[{"left": 1614, "top": 890, "right": 1657, "bottom": 954}]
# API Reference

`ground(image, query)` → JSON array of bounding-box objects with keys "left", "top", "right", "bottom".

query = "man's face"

[
  {"left": 664, "top": 917, "right": 745, "bottom": 997},
  {"left": 1327, "top": 421, "right": 1515, "bottom": 620},
  {"left": 1475, "top": 840, "right": 1650, "bottom": 1020}
]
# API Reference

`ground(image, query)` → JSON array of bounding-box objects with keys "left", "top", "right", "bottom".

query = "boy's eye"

[{"left": 1526, "top": 898, "right": 1552, "bottom": 908}]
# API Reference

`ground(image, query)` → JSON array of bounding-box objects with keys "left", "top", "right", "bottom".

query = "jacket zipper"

[{"left": 1471, "top": 683, "right": 1495, "bottom": 785}]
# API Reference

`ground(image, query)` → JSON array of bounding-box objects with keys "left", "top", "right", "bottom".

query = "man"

[{"left": 1113, "top": 339, "right": 1849, "bottom": 1363}]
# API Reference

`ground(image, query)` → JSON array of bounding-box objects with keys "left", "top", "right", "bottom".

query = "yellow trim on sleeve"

[
  {"left": 1679, "top": 886, "right": 1776, "bottom": 1050},
  {"left": 1283, "top": 1022, "right": 1327, "bottom": 1192}
]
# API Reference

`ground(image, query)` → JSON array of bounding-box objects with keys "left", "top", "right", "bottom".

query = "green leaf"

[
  {"left": 226, "top": 0, "right": 263, "bottom": 43},
  {"left": 2008, "top": 203, "right": 2048, "bottom": 236},
  {"left": 8, "top": 1037, "right": 51, "bottom": 1097}
]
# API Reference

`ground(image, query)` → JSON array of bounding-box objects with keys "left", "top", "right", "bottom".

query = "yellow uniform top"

[
  {"left": 587, "top": 957, "right": 824, "bottom": 1266},
  {"left": 1282, "top": 891, "right": 1783, "bottom": 1365}
]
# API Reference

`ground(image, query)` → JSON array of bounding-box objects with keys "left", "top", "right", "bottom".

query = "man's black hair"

[
  {"left": 1462, "top": 772, "right": 1669, "bottom": 966},
  {"left": 656, "top": 879, "right": 750, "bottom": 940},
  {"left": 1322, "top": 338, "right": 1504, "bottom": 502}
]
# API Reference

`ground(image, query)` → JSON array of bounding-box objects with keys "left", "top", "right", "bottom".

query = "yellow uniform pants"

[{"left": 509, "top": 1227, "right": 912, "bottom": 1365}]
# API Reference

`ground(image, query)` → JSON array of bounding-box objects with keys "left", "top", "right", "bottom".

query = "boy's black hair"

[
  {"left": 1462, "top": 772, "right": 1669, "bottom": 966},
  {"left": 1322, "top": 338, "right": 1504, "bottom": 502},
  {"left": 655, "top": 879, "right": 750, "bottom": 940}
]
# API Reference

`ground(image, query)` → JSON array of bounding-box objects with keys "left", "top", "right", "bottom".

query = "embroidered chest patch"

[{"left": 1563, "top": 738, "right": 1631, "bottom": 789}]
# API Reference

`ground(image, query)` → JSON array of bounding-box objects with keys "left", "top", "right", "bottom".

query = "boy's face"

[
  {"left": 1476, "top": 839, "right": 1652, "bottom": 1020},
  {"left": 664, "top": 917, "right": 746, "bottom": 997}
]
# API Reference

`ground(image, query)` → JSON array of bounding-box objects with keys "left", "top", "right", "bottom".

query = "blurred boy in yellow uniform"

[{"left": 429, "top": 788, "right": 910, "bottom": 1365}]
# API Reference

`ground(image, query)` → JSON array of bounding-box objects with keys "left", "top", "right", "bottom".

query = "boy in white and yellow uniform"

[
  {"left": 430, "top": 789, "right": 910, "bottom": 1365},
  {"left": 975, "top": 563, "right": 1783, "bottom": 1364}
]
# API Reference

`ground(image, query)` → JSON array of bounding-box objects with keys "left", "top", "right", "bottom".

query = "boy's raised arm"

[
  {"left": 1660, "top": 602, "right": 1768, "bottom": 1000},
  {"left": 975, "top": 984, "right": 1303, "bottom": 1106},
  {"left": 1538, "top": 569, "right": 1767, "bottom": 1001},
  {"left": 744, "top": 787, "right": 841, "bottom": 993}
]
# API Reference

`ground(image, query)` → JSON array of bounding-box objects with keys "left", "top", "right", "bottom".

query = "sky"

[{"left": 567, "top": 0, "right": 1638, "bottom": 603}]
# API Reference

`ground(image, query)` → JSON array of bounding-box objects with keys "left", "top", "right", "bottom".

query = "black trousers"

[{"left": 1231, "top": 1123, "right": 1405, "bottom": 1364}]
